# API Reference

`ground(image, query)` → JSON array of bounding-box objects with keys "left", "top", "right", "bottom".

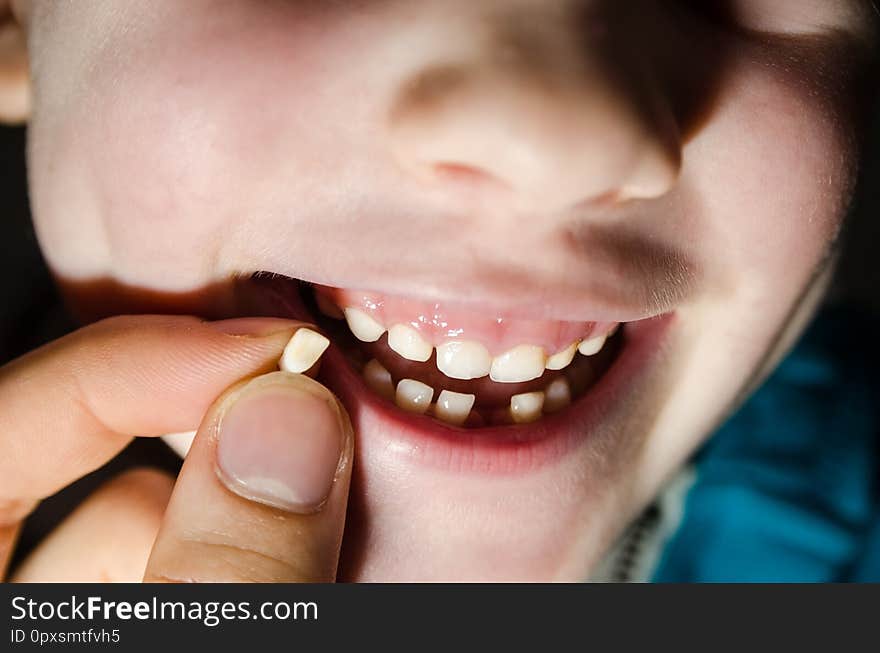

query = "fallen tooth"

[
  {"left": 434, "top": 390, "right": 476, "bottom": 426},
  {"left": 388, "top": 324, "right": 433, "bottom": 362},
  {"left": 490, "top": 345, "right": 546, "bottom": 383},
  {"left": 315, "top": 293, "right": 344, "bottom": 319},
  {"left": 162, "top": 430, "right": 197, "bottom": 458},
  {"left": 545, "top": 342, "right": 578, "bottom": 371},
  {"left": 578, "top": 334, "right": 607, "bottom": 356},
  {"left": 436, "top": 341, "right": 492, "bottom": 380},
  {"left": 279, "top": 328, "right": 330, "bottom": 374},
  {"left": 344, "top": 307, "right": 386, "bottom": 342},
  {"left": 364, "top": 359, "right": 394, "bottom": 400},
  {"left": 510, "top": 391, "right": 545, "bottom": 424},
  {"left": 395, "top": 378, "right": 434, "bottom": 414},
  {"left": 544, "top": 378, "right": 571, "bottom": 413}
]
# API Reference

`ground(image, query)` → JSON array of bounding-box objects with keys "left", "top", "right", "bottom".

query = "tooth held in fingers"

[
  {"left": 544, "top": 378, "right": 571, "bottom": 413},
  {"left": 279, "top": 328, "right": 330, "bottom": 374},
  {"left": 546, "top": 342, "right": 578, "bottom": 371},
  {"left": 163, "top": 430, "right": 197, "bottom": 458},
  {"left": 364, "top": 359, "right": 394, "bottom": 400},
  {"left": 510, "top": 391, "right": 545, "bottom": 424},
  {"left": 388, "top": 324, "right": 433, "bottom": 362},
  {"left": 344, "top": 307, "right": 385, "bottom": 343},
  {"left": 578, "top": 334, "right": 607, "bottom": 356},
  {"left": 395, "top": 378, "right": 434, "bottom": 414},
  {"left": 436, "top": 341, "right": 492, "bottom": 380},
  {"left": 490, "top": 345, "right": 546, "bottom": 383},
  {"left": 434, "top": 390, "right": 475, "bottom": 426}
]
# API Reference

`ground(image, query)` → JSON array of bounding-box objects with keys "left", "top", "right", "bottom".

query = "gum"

[{"left": 316, "top": 285, "right": 617, "bottom": 356}]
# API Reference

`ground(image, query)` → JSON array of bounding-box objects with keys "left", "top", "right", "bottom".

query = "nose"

[{"left": 388, "top": 8, "right": 682, "bottom": 210}]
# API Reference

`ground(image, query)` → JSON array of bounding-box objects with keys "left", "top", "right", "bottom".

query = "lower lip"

[{"left": 242, "top": 277, "right": 675, "bottom": 475}]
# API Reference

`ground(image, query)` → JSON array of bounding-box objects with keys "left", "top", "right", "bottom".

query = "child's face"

[{"left": 17, "top": 0, "right": 876, "bottom": 579}]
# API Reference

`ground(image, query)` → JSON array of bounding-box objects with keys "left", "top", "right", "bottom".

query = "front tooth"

[
  {"left": 279, "top": 328, "right": 330, "bottom": 374},
  {"left": 344, "top": 308, "right": 385, "bottom": 343},
  {"left": 434, "top": 390, "right": 475, "bottom": 426},
  {"left": 436, "top": 341, "right": 492, "bottom": 380},
  {"left": 510, "top": 391, "right": 545, "bottom": 424},
  {"left": 490, "top": 345, "right": 546, "bottom": 383},
  {"left": 395, "top": 378, "right": 434, "bottom": 414},
  {"left": 387, "top": 324, "right": 433, "bottom": 362},
  {"left": 544, "top": 378, "right": 571, "bottom": 413},
  {"left": 545, "top": 342, "right": 578, "bottom": 371},
  {"left": 578, "top": 334, "right": 607, "bottom": 356},
  {"left": 364, "top": 359, "right": 394, "bottom": 400}
]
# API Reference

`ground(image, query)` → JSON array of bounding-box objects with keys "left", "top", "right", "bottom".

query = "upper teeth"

[
  {"left": 489, "top": 344, "right": 546, "bottom": 383},
  {"left": 344, "top": 308, "right": 386, "bottom": 343},
  {"left": 343, "top": 307, "right": 612, "bottom": 383},
  {"left": 436, "top": 340, "right": 492, "bottom": 380},
  {"left": 387, "top": 324, "right": 433, "bottom": 362},
  {"left": 545, "top": 342, "right": 578, "bottom": 370},
  {"left": 577, "top": 334, "right": 607, "bottom": 356}
]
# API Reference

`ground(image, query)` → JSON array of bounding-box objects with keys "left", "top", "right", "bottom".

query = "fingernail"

[
  {"left": 215, "top": 373, "right": 347, "bottom": 513},
  {"left": 207, "top": 317, "right": 310, "bottom": 337}
]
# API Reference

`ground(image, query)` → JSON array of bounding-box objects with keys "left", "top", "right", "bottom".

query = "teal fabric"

[{"left": 652, "top": 308, "right": 880, "bottom": 582}]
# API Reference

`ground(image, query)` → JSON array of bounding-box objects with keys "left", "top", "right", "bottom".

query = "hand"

[{"left": 1, "top": 315, "right": 353, "bottom": 582}]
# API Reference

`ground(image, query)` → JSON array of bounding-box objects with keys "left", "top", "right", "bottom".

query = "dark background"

[{"left": 1, "top": 97, "right": 879, "bottom": 570}]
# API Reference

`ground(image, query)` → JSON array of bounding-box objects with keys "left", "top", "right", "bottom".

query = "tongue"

[{"left": 315, "top": 286, "right": 613, "bottom": 356}]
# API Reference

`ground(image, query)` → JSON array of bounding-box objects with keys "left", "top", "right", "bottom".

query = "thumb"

[{"left": 144, "top": 371, "right": 353, "bottom": 583}]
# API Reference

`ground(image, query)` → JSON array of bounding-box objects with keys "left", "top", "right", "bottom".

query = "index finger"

[{"left": 0, "top": 314, "right": 304, "bottom": 574}]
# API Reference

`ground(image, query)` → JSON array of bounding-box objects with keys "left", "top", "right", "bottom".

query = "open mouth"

[
  {"left": 307, "top": 285, "right": 621, "bottom": 428},
  {"left": 241, "top": 272, "right": 673, "bottom": 471}
]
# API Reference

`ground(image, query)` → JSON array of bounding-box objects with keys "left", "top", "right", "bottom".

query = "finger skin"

[
  {"left": 0, "top": 314, "right": 304, "bottom": 575},
  {"left": 144, "top": 373, "right": 354, "bottom": 583},
  {"left": 0, "top": 314, "right": 301, "bottom": 506},
  {"left": 0, "top": 502, "right": 31, "bottom": 579},
  {"left": 11, "top": 468, "right": 174, "bottom": 582}
]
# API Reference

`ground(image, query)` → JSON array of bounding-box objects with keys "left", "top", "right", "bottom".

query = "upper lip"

[
  {"left": 243, "top": 211, "right": 696, "bottom": 323},
  {"left": 253, "top": 267, "right": 689, "bottom": 324}
]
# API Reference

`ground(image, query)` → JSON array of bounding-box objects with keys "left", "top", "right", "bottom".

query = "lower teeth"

[
  {"left": 360, "top": 356, "right": 593, "bottom": 428},
  {"left": 395, "top": 378, "right": 434, "bottom": 414},
  {"left": 434, "top": 390, "right": 476, "bottom": 426},
  {"left": 510, "top": 391, "right": 545, "bottom": 424},
  {"left": 543, "top": 378, "right": 572, "bottom": 414}
]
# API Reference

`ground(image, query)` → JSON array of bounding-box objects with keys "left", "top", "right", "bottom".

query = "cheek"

[
  {"left": 28, "top": 2, "right": 381, "bottom": 290},
  {"left": 692, "top": 55, "right": 856, "bottom": 298},
  {"left": 629, "top": 57, "right": 859, "bottom": 501}
]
